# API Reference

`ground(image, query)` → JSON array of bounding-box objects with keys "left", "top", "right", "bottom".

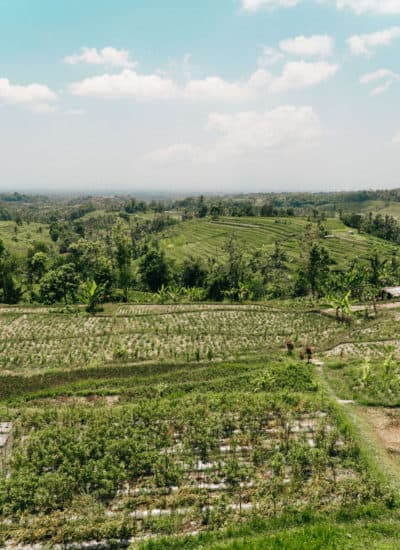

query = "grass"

[
  {"left": 135, "top": 510, "right": 400, "bottom": 549},
  {"left": 0, "top": 221, "right": 54, "bottom": 258},
  {"left": 158, "top": 216, "right": 399, "bottom": 267}
]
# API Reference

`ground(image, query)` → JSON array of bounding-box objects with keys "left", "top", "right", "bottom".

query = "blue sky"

[{"left": 0, "top": 0, "right": 399, "bottom": 193}]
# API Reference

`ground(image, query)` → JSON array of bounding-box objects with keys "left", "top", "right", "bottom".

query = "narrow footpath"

[{"left": 314, "top": 361, "right": 400, "bottom": 494}]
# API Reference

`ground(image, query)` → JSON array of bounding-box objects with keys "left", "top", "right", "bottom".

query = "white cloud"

[
  {"left": 337, "top": 0, "right": 400, "bottom": 15},
  {"left": 64, "top": 108, "right": 85, "bottom": 116},
  {"left": 148, "top": 106, "right": 322, "bottom": 164},
  {"left": 0, "top": 78, "right": 57, "bottom": 112},
  {"left": 347, "top": 27, "right": 400, "bottom": 56},
  {"left": 370, "top": 81, "right": 393, "bottom": 96},
  {"left": 258, "top": 47, "right": 284, "bottom": 67},
  {"left": 269, "top": 61, "right": 338, "bottom": 93},
  {"left": 184, "top": 71, "right": 270, "bottom": 101},
  {"left": 64, "top": 47, "right": 136, "bottom": 69},
  {"left": 360, "top": 69, "right": 397, "bottom": 84},
  {"left": 360, "top": 68, "right": 399, "bottom": 96},
  {"left": 207, "top": 107, "right": 321, "bottom": 151},
  {"left": 392, "top": 131, "right": 400, "bottom": 145},
  {"left": 69, "top": 69, "right": 179, "bottom": 100},
  {"left": 69, "top": 61, "right": 337, "bottom": 102},
  {"left": 242, "top": 0, "right": 299, "bottom": 10},
  {"left": 242, "top": 0, "right": 400, "bottom": 13},
  {"left": 279, "top": 35, "right": 334, "bottom": 57},
  {"left": 146, "top": 144, "right": 203, "bottom": 164},
  {"left": 69, "top": 68, "right": 271, "bottom": 102}
]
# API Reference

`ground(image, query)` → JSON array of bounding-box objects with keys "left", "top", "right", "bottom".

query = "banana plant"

[
  {"left": 81, "top": 279, "right": 106, "bottom": 315},
  {"left": 328, "top": 290, "right": 352, "bottom": 323}
]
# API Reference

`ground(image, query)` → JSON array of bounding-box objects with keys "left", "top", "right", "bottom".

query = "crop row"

[{"left": 0, "top": 308, "right": 349, "bottom": 373}]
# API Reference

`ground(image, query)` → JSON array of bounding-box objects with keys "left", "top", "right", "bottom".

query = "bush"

[{"left": 258, "top": 362, "right": 318, "bottom": 393}]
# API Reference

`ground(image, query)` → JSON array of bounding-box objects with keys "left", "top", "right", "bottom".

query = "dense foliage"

[{"left": 0, "top": 192, "right": 399, "bottom": 308}]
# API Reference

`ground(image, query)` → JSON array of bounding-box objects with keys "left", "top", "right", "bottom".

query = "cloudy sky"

[{"left": 0, "top": 0, "right": 399, "bottom": 193}]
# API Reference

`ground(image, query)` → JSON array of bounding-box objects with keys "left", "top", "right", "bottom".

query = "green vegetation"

[
  {"left": 1, "top": 191, "right": 400, "bottom": 547},
  {"left": 0, "top": 190, "right": 399, "bottom": 308}
]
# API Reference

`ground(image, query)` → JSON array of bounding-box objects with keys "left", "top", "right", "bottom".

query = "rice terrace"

[{"left": 2, "top": 0, "right": 400, "bottom": 547}]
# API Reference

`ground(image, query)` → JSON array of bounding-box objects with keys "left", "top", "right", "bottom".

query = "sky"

[{"left": 0, "top": 0, "right": 399, "bottom": 194}]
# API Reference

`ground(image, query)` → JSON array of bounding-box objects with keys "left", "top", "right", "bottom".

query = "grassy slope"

[
  {"left": 159, "top": 216, "right": 398, "bottom": 266},
  {"left": 340, "top": 200, "right": 400, "bottom": 218},
  {"left": 0, "top": 221, "right": 53, "bottom": 258},
  {"left": 137, "top": 517, "right": 400, "bottom": 549},
  {"left": 0, "top": 211, "right": 397, "bottom": 266}
]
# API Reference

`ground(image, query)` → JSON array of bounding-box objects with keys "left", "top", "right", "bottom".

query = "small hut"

[{"left": 382, "top": 287, "right": 400, "bottom": 300}]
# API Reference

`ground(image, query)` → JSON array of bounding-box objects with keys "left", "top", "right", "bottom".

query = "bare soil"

[{"left": 365, "top": 408, "right": 400, "bottom": 455}]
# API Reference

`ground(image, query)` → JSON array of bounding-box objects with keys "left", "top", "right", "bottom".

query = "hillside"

[
  {"left": 0, "top": 221, "right": 53, "bottom": 258},
  {"left": 158, "top": 216, "right": 399, "bottom": 267}
]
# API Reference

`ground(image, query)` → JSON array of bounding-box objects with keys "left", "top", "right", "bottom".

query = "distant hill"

[{"left": 158, "top": 215, "right": 399, "bottom": 268}]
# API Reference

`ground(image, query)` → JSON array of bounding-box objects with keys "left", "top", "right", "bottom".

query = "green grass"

[
  {"left": 136, "top": 512, "right": 400, "bottom": 549},
  {"left": 0, "top": 221, "right": 53, "bottom": 258},
  {"left": 158, "top": 216, "right": 398, "bottom": 267},
  {"left": 339, "top": 200, "right": 400, "bottom": 219}
]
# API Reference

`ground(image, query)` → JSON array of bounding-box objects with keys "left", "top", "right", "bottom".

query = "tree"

[
  {"left": 139, "top": 248, "right": 169, "bottom": 292},
  {"left": 181, "top": 256, "right": 207, "bottom": 288},
  {"left": 328, "top": 291, "right": 352, "bottom": 323},
  {"left": 293, "top": 268, "right": 309, "bottom": 297},
  {"left": 68, "top": 239, "right": 113, "bottom": 290},
  {"left": 112, "top": 221, "right": 132, "bottom": 302},
  {"left": 368, "top": 250, "right": 387, "bottom": 288},
  {"left": 27, "top": 252, "right": 48, "bottom": 285},
  {"left": 306, "top": 243, "right": 331, "bottom": 295},
  {"left": 0, "top": 239, "right": 22, "bottom": 304},
  {"left": 49, "top": 222, "right": 59, "bottom": 242},
  {"left": 197, "top": 195, "right": 208, "bottom": 218},
  {"left": 81, "top": 279, "right": 106, "bottom": 315},
  {"left": 260, "top": 202, "right": 275, "bottom": 217},
  {"left": 223, "top": 235, "right": 245, "bottom": 289},
  {"left": 39, "top": 263, "right": 80, "bottom": 304}
]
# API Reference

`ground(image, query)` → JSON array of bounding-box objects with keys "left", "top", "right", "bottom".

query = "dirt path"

[
  {"left": 323, "top": 301, "right": 400, "bottom": 317},
  {"left": 314, "top": 362, "right": 400, "bottom": 493}
]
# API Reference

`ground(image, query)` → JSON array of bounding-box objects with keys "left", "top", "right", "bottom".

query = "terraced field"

[
  {"left": 0, "top": 304, "right": 350, "bottom": 375},
  {"left": 159, "top": 216, "right": 398, "bottom": 266},
  {"left": 0, "top": 303, "right": 400, "bottom": 548}
]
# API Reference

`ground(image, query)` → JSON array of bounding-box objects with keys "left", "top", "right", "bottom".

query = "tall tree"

[
  {"left": 112, "top": 220, "right": 132, "bottom": 302},
  {"left": 306, "top": 243, "right": 331, "bottom": 296},
  {"left": 139, "top": 248, "right": 169, "bottom": 292}
]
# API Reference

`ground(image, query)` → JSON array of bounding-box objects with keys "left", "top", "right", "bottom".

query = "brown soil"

[
  {"left": 365, "top": 408, "right": 400, "bottom": 455},
  {"left": 31, "top": 395, "right": 120, "bottom": 406}
]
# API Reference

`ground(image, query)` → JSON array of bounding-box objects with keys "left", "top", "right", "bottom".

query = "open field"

[
  {"left": 2, "top": 302, "right": 400, "bottom": 377},
  {"left": 0, "top": 305, "right": 343, "bottom": 374},
  {"left": 0, "top": 302, "right": 400, "bottom": 547},
  {"left": 0, "top": 304, "right": 364, "bottom": 375}
]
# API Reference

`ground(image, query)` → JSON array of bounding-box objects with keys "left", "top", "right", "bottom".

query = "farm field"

[
  {"left": 1, "top": 303, "right": 400, "bottom": 547},
  {"left": 158, "top": 216, "right": 399, "bottom": 267},
  {"left": 2, "top": 302, "right": 399, "bottom": 377},
  {"left": 6, "top": 0, "right": 400, "bottom": 541},
  {"left": 0, "top": 303, "right": 351, "bottom": 375}
]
